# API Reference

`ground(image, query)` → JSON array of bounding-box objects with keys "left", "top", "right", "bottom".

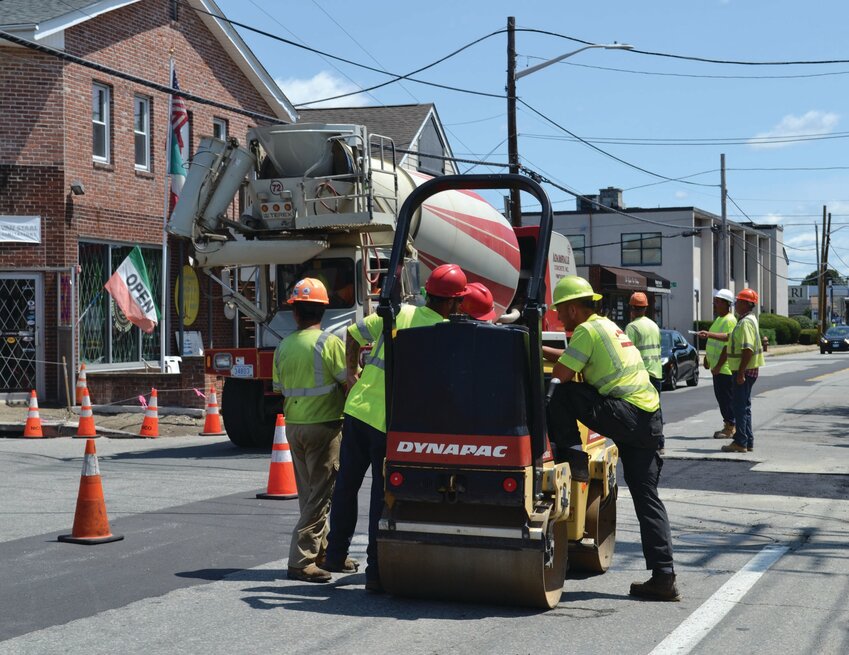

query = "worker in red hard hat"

[
  {"left": 625, "top": 291, "right": 664, "bottom": 451},
  {"left": 698, "top": 288, "right": 763, "bottom": 454},
  {"left": 461, "top": 282, "right": 497, "bottom": 322},
  {"left": 324, "top": 263, "right": 469, "bottom": 592},
  {"left": 272, "top": 278, "right": 347, "bottom": 583}
]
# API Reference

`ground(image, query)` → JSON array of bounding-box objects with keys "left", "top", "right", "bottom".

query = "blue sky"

[{"left": 215, "top": 0, "right": 849, "bottom": 284}]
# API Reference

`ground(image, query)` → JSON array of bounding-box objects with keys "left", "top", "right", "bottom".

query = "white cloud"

[
  {"left": 748, "top": 110, "right": 839, "bottom": 149},
  {"left": 675, "top": 190, "right": 688, "bottom": 199},
  {"left": 276, "top": 71, "right": 370, "bottom": 109}
]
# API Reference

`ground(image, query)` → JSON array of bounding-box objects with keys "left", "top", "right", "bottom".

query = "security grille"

[{"left": 0, "top": 277, "right": 37, "bottom": 392}]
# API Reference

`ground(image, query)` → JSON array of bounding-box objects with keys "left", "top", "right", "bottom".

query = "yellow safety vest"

[
  {"left": 706, "top": 313, "right": 737, "bottom": 373},
  {"left": 625, "top": 315, "right": 662, "bottom": 380},
  {"left": 272, "top": 328, "right": 346, "bottom": 424},
  {"left": 345, "top": 304, "right": 445, "bottom": 432},
  {"left": 559, "top": 314, "right": 659, "bottom": 413},
  {"left": 727, "top": 313, "right": 764, "bottom": 371}
]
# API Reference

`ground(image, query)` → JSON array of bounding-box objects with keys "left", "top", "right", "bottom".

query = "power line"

[{"left": 521, "top": 131, "right": 849, "bottom": 146}]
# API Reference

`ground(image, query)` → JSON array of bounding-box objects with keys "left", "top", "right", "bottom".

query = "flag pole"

[{"left": 160, "top": 56, "right": 175, "bottom": 371}]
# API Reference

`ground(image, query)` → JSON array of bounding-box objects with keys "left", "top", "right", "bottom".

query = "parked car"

[
  {"left": 820, "top": 325, "right": 849, "bottom": 354},
  {"left": 660, "top": 329, "right": 699, "bottom": 390}
]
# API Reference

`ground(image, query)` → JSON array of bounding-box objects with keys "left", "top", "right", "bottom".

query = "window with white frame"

[
  {"left": 134, "top": 95, "right": 151, "bottom": 170},
  {"left": 92, "top": 83, "right": 111, "bottom": 162},
  {"left": 213, "top": 117, "right": 228, "bottom": 140},
  {"left": 621, "top": 232, "right": 662, "bottom": 266},
  {"left": 566, "top": 234, "right": 586, "bottom": 266}
]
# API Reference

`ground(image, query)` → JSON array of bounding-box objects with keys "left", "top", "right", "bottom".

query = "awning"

[
  {"left": 633, "top": 269, "right": 672, "bottom": 295},
  {"left": 595, "top": 265, "right": 645, "bottom": 291}
]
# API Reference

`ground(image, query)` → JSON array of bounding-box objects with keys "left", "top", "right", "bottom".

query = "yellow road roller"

[{"left": 375, "top": 174, "right": 619, "bottom": 609}]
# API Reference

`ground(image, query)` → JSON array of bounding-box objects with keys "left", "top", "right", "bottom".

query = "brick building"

[{"left": 0, "top": 0, "right": 295, "bottom": 405}]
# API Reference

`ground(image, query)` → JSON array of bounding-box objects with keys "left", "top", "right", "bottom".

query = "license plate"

[{"left": 230, "top": 364, "right": 254, "bottom": 378}]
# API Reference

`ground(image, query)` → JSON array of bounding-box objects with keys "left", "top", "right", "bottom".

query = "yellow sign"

[{"left": 174, "top": 265, "right": 200, "bottom": 326}]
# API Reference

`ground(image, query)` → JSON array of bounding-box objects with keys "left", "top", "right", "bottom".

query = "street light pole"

[{"left": 504, "top": 19, "right": 632, "bottom": 227}]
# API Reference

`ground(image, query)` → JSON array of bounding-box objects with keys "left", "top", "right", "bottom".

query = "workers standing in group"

[
  {"left": 700, "top": 288, "right": 763, "bottom": 453},
  {"left": 323, "top": 264, "right": 470, "bottom": 592},
  {"left": 461, "top": 282, "right": 497, "bottom": 322},
  {"left": 544, "top": 275, "right": 679, "bottom": 601},
  {"left": 625, "top": 292, "right": 664, "bottom": 452},
  {"left": 272, "top": 278, "right": 348, "bottom": 584},
  {"left": 698, "top": 289, "right": 738, "bottom": 440}
]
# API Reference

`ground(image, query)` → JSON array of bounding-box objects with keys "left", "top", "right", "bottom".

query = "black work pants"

[{"left": 547, "top": 382, "right": 674, "bottom": 574}]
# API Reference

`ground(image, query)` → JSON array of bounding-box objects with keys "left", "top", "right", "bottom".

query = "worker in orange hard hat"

[
  {"left": 272, "top": 277, "right": 348, "bottom": 583},
  {"left": 325, "top": 263, "right": 469, "bottom": 593},
  {"left": 461, "top": 282, "right": 497, "bottom": 322},
  {"left": 698, "top": 288, "right": 763, "bottom": 454},
  {"left": 625, "top": 291, "right": 664, "bottom": 451}
]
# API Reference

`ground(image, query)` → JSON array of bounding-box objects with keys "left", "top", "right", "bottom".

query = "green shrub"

[
  {"left": 761, "top": 328, "right": 776, "bottom": 345},
  {"left": 798, "top": 328, "right": 819, "bottom": 345},
  {"left": 792, "top": 315, "right": 814, "bottom": 330},
  {"left": 759, "top": 313, "right": 800, "bottom": 344}
]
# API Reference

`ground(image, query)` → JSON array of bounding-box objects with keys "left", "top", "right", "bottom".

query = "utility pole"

[
  {"left": 819, "top": 205, "right": 829, "bottom": 333},
  {"left": 719, "top": 153, "right": 728, "bottom": 288},
  {"left": 506, "top": 16, "right": 521, "bottom": 227}
]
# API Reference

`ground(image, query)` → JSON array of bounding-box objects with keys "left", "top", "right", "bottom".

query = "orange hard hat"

[
  {"left": 425, "top": 264, "right": 469, "bottom": 298},
  {"left": 461, "top": 282, "right": 496, "bottom": 321},
  {"left": 287, "top": 278, "right": 329, "bottom": 305},
  {"left": 629, "top": 291, "right": 649, "bottom": 307},
  {"left": 736, "top": 288, "right": 759, "bottom": 304}
]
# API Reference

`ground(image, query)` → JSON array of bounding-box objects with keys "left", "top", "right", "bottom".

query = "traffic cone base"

[
  {"left": 58, "top": 439, "right": 123, "bottom": 545},
  {"left": 257, "top": 415, "right": 297, "bottom": 500},
  {"left": 23, "top": 390, "right": 43, "bottom": 438},
  {"left": 200, "top": 385, "right": 226, "bottom": 436},
  {"left": 74, "top": 388, "right": 98, "bottom": 438},
  {"left": 139, "top": 388, "right": 159, "bottom": 438},
  {"left": 75, "top": 363, "right": 87, "bottom": 406}
]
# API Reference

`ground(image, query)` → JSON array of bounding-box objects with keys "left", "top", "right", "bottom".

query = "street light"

[{"left": 506, "top": 16, "right": 633, "bottom": 226}]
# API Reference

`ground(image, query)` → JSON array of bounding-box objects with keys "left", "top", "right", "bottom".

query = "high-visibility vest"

[
  {"left": 559, "top": 314, "right": 659, "bottom": 413},
  {"left": 625, "top": 315, "right": 662, "bottom": 379},
  {"left": 727, "top": 313, "right": 764, "bottom": 371},
  {"left": 706, "top": 312, "right": 737, "bottom": 373},
  {"left": 272, "top": 328, "right": 346, "bottom": 424},
  {"left": 344, "top": 304, "right": 444, "bottom": 432}
]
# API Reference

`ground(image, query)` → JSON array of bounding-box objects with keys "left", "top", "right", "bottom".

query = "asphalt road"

[{"left": 1, "top": 352, "right": 848, "bottom": 654}]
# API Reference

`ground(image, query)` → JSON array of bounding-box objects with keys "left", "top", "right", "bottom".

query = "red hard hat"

[
  {"left": 461, "top": 282, "right": 496, "bottom": 321},
  {"left": 287, "top": 278, "right": 330, "bottom": 304},
  {"left": 425, "top": 264, "right": 469, "bottom": 298},
  {"left": 629, "top": 291, "right": 648, "bottom": 307},
  {"left": 736, "top": 288, "right": 759, "bottom": 304}
]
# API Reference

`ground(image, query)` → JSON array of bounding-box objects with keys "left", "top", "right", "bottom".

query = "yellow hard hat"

[{"left": 552, "top": 275, "right": 602, "bottom": 307}]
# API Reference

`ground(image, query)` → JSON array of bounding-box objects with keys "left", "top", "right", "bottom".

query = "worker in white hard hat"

[{"left": 697, "top": 289, "right": 738, "bottom": 440}]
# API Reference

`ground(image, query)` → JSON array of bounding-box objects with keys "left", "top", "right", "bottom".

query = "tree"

[{"left": 800, "top": 268, "right": 846, "bottom": 286}]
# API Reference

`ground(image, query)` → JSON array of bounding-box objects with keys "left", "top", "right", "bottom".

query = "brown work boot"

[
  {"left": 713, "top": 422, "right": 735, "bottom": 439},
  {"left": 287, "top": 564, "right": 332, "bottom": 583},
  {"left": 721, "top": 442, "right": 747, "bottom": 453},
  {"left": 319, "top": 556, "right": 359, "bottom": 573},
  {"left": 629, "top": 572, "right": 680, "bottom": 601}
]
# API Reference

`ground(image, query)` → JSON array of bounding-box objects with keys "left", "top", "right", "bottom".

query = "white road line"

[{"left": 648, "top": 544, "right": 789, "bottom": 655}]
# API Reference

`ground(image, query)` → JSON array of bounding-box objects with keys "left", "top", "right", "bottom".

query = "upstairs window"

[
  {"left": 213, "top": 117, "right": 228, "bottom": 140},
  {"left": 566, "top": 234, "right": 586, "bottom": 266},
  {"left": 134, "top": 95, "right": 151, "bottom": 170},
  {"left": 92, "top": 83, "right": 111, "bottom": 162},
  {"left": 621, "top": 232, "right": 662, "bottom": 266}
]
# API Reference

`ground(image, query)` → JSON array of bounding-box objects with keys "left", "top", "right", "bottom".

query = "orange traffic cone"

[
  {"left": 200, "top": 385, "right": 226, "bottom": 436},
  {"left": 139, "top": 388, "right": 159, "bottom": 438},
  {"left": 256, "top": 415, "right": 298, "bottom": 500},
  {"left": 74, "top": 388, "right": 98, "bottom": 438},
  {"left": 59, "top": 439, "right": 123, "bottom": 544},
  {"left": 23, "top": 390, "right": 43, "bottom": 438},
  {"left": 75, "top": 363, "right": 87, "bottom": 405}
]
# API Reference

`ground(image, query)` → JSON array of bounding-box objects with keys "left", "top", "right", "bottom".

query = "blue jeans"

[
  {"left": 325, "top": 415, "right": 386, "bottom": 582},
  {"left": 732, "top": 376, "right": 756, "bottom": 448},
  {"left": 712, "top": 373, "right": 735, "bottom": 425}
]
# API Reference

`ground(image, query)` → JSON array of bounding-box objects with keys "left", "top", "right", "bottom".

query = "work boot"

[
  {"left": 319, "top": 556, "right": 359, "bottom": 573},
  {"left": 721, "top": 442, "right": 748, "bottom": 453},
  {"left": 713, "top": 422, "right": 735, "bottom": 439},
  {"left": 629, "top": 572, "right": 680, "bottom": 601},
  {"left": 287, "top": 564, "right": 332, "bottom": 583}
]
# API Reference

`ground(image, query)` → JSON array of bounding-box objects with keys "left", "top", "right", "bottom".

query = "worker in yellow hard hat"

[
  {"left": 543, "top": 275, "right": 679, "bottom": 601},
  {"left": 625, "top": 291, "right": 664, "bottom": 452}
]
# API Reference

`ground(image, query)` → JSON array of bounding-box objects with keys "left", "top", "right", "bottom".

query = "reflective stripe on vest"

[
  {"left": 584, "top": 320, "right": 645, "bottom": 397},
  {"left": 728, "top": 314, "right": 763, "bottom": 362},
  {"left": 282, "top": 331, "right": 340, "bottom": 398}
]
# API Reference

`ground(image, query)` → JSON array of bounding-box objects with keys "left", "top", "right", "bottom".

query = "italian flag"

[{"left": 104, "top": 247, "right": 160, "bottom": 334}]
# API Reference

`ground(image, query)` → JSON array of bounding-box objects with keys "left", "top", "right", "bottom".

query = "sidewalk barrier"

[
  {"left": 58, "top": 439, "right": 124, "bottom": 545},
  {"left": 138, "top": 388, "right": 159, "bottom": 438},
  {"left": 74, "top": 388, "right": 98, "bottom": 438},
  {"left": 200, "top": 386, "right": 226, "bottom": 436},
  {"left": 23, "top": 390, "right": 43, "bottom": 438},
  {"left": 75, "top": 363, "right": 87, "bottom": 405},
  {"left": 256, "top": 415, "right": 298, "bottom": 500}
]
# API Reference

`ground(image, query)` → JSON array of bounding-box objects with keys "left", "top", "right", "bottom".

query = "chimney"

[
  {"left": 577, "top": 194, "right": 599, "bottom": 212},
  {"left": 599, "top": 187, "right": 624, "bottom": 210}
]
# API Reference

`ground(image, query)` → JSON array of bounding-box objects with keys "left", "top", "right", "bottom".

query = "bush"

[
  {"left": 759, "top": 313, "right": 800, "bottom": 344},
  {"left": 798, "top": 328, "right": 819, "bottom": 345},
  {"left": 792, "top": 315, "right": 815, "bottom": 330},
  {"left": 761, "top": 328, "right": 776, "bottom": 345}
]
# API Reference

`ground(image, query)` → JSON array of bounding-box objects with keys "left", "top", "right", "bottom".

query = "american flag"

[{"left": 168, "top": 69, "right": 189, "bottom": 213}]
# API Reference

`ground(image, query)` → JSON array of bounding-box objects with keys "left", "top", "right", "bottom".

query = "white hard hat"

[{"left": 714, "top": 288, "right": 735, "bottom": 303}]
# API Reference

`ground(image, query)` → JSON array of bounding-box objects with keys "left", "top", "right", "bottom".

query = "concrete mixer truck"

[{"left": 167, "top": 122, "right": 575, "bottom": 448}]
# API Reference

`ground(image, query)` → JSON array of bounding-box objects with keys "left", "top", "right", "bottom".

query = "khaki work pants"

[{"left": 287, "top": 420, "right": 342, "bottom": 569}]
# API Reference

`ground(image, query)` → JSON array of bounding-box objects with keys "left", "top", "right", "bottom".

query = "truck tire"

[{"left": 222, "top": 378, "right": 279, "bottom": 449}]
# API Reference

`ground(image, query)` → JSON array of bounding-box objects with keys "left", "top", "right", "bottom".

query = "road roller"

[{"left": 375, "top": 174, "right": 619, "bottom": 609}]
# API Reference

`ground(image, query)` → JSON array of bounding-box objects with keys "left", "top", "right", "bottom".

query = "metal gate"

[{"left": 0, "top": 273, "right": 43, "bottom": 398}]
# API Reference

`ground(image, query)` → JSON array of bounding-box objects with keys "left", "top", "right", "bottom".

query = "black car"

[
  {"left": 660, "top": 329, "right": 699, "bottom": 390},
  {"left": 820, "top": 326, "right": 849, "bottom": 354}
]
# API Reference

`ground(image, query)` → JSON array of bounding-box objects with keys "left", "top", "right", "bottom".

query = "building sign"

[
  {"left": 0, "top": 216, "right": 40, "bottom": 243},
  {"left": 174, "top": 265, "right": 200, "bottom": 326}
]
